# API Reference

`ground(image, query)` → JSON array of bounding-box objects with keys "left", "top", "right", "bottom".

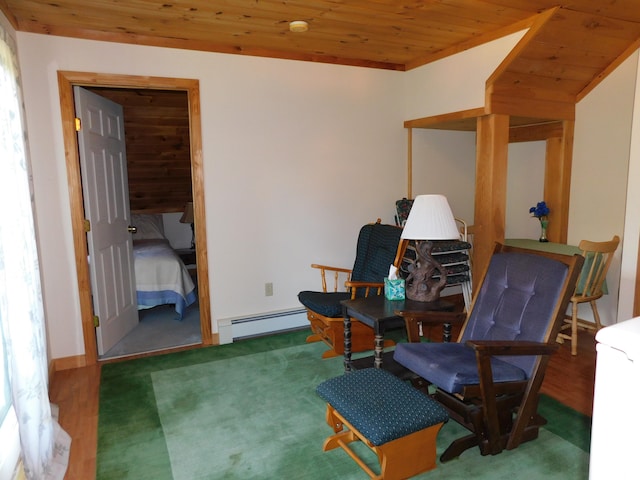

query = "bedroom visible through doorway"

[{"left": 57, "top": 71, "right": 214, "bottom": 365}]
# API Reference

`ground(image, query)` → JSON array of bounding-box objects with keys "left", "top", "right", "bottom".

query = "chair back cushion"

[
  {"left": 461, "top": 251, "right": 569, "bottom": 377},
  {"left": 351, "top": 223, "right": 402, "bottom": 284}
]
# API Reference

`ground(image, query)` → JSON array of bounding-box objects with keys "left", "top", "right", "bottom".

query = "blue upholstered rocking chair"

[{"left": 393, "top": 243, "right": 584, "bottom": 461}]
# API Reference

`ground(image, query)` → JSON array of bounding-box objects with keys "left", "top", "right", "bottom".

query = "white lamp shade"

[{"left": 400, "top": 195, "right": 460, "bottom": 240}]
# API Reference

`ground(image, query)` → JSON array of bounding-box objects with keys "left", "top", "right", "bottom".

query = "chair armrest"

[
  {"left": 310, "top": 264, "right": 352, "bottom": 274},
  {"left": 310, "top": 264, "right": 352, "bottom": 292},
  {"left": 465, "top": 340, "right": 558, "bottom": 357},
  {"left": 396, "top": 311, "right": 467, "bottom": 342},
  {"left": 344, "top": 281, "right": 384, "bottom": 299}
]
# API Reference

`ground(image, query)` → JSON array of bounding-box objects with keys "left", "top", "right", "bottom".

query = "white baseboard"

[{"left": 218, "top": 308, "right": 308, "bottom": 344}]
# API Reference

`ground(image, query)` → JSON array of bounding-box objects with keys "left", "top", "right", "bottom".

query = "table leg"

[
  {"left": 343, "top": 312, "right": 352, "bottom": 372},
  {"left": 443, "top": 322, "right": 452, "bottom": 342},
  {"left": 374, "top": 334, "right": 384, "bottom": 368}
]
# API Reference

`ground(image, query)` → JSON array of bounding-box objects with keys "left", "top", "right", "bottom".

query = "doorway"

[{"left": 57, "top": 71, "right": 214, "bottom": 365}]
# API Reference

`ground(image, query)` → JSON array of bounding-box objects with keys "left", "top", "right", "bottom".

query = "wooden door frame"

[{"left": 57, "top": 71, "right": 214, "bottom": 365}]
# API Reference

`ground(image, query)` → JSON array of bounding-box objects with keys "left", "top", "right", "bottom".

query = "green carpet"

[{"left": 97, "top": 329, "right": 591, "bottom": 479}]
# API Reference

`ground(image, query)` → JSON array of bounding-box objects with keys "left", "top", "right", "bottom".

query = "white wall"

[
  {"left": 14, "top": 24, "right": 640, "bottom": 359},
  {"left": 403, "top": 34, "right": 639, "bottom": 328},
  {"left": 506, "top": 142, "right": 547, "bottom": 239},
  {"left": 16, "top": 34, "right": 408, "bottom": 358},
  {"left": 402, "top": 31, "right": 526, "bottom": 120},
  {"left": 400, "top": 31, "right": 528, "bottom": 224},
  {"left": 570, "top": 52, "right": 638, "bottom": 326},
  {"left": 619, "top": 53, "right": 640, "bottom": 322}
]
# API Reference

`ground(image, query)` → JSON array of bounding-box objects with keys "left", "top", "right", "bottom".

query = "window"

[{"left": 0, "top": 20, "right": 23, "bottom": 479}]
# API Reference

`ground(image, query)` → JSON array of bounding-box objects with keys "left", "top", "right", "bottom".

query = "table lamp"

[
  {"left": 400, "top": 194, "right": 460, "bottom": 302},
  {"left": 180, "top": 201, "right": 195, "bottom": 249}
]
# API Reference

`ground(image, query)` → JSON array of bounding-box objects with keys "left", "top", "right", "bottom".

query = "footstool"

[{"left": 316, "top": 368, "right": 448, "bottom": 480}]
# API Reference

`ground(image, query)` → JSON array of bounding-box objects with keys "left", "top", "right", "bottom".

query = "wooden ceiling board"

[
  {"left": 485, "top": 6, "right": 640, "bottom": 119},
  {"left": 3, "top": 1, "right": 640, "bottom": 119},
  {"left": 4, "top": 0, "right": 615, "bottom": 70}
]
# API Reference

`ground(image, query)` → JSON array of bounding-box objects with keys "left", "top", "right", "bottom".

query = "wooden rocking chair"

[
  {"left": 393, "top": 244, "right": 584, "bottom": 461},
  {"left": 298, "top": 220, "right": 408, "bottom": 358}
]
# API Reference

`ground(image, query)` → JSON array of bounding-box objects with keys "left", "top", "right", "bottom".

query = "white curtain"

[{"left": 0, "top": 24, "right": 70, "bottom": 479}]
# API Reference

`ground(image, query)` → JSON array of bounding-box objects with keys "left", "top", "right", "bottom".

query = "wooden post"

[
  {"left": 407, "top": 127, "right": 413, "bottom": 199},
  {"left": 473, "top": 114, "right": 510, "bottom": 282},
  {"left": 543, "top": 120, "right": 574, "bottom": 244}
]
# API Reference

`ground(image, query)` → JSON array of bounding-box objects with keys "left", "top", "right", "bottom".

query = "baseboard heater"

[{"left": 231, "top": 307, "right": 308, "bottom": 341}]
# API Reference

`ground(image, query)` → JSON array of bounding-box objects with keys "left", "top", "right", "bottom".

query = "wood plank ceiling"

[
  {"left": 3, "top": 1, "right": 640, "bottom": 123},
  {"left": 2, "top": 1, "right": 639, "bottom": 71}
]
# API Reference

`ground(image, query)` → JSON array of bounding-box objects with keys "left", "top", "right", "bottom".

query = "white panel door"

[{"left": 74, "top": 86, "right": 138, "bottom": 355}]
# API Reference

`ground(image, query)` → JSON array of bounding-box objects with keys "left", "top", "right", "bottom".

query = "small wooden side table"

[{"left": 341, "top": 295, "right": 454, "bottom": 372}]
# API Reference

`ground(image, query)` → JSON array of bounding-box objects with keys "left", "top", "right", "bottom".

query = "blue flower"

[{"left": 529, "top": 201, "right": 550, "bottom": 219}]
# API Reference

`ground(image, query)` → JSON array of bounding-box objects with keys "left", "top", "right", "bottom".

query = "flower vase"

[{"left": 539, "top": 219, "right": 549, "bottom": 242}]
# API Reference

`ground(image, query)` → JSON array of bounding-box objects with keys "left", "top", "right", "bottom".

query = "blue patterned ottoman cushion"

[{"left": 316, "top": 368, "right": 448, "bottom": 446}]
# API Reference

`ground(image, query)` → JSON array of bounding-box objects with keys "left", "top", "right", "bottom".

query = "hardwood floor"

[
  {"left": 541, "top": 330, "right": 597, "bottom": 416},
  {"left": 49, "top": 330, "right": 597, "bottom": 480},
  {"left": 49, "top": 364, "right": 101, "bottom": 480}
]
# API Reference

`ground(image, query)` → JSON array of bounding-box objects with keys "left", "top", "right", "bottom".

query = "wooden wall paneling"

[
  {"left": 85, "top": 87, "right": 193, "bottom": 214},
  {"left": 473, "top": 113, "right": 510, "bottom": 282},
  {"left": 635, "top": 234, "right": 640, "bottom": 318}
]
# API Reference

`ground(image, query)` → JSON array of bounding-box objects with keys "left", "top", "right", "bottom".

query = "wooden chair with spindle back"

[{"left": 557, "top": 235, "right": 620, "bottom": 355}]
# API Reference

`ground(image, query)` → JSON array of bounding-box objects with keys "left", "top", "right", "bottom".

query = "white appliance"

[{"left": 590, "top": 317, "right": 640, "bottom": 479}]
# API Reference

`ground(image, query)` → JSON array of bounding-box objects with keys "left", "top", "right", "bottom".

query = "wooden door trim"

[
  {"left": 57, "top": 71, "right": 214, "bottom": 366},
  {"left": 634, "top": 234, "right": 640, "bottom": 318}
]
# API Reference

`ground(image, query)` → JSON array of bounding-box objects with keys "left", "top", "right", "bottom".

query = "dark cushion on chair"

[
  {"left": 298, "top": 291, "right": 351, "bottom": 318},
  {"left": 351, "top": 223, "right": 402, "bottom": 284},
  {"left": 461, "top": 252, "right": 568, "bottom": 377},
  {"left": 316, "top": 368, "right": 448, "bottom": 446},
  {"left": 394, "top": 251, "right": 569, "bottom": 394},
  {"left": 393, "top": 343, "right": 527, "bottom": 395},
  {"left": 298, "top": 223, "right": 401, "bottom": 317}
]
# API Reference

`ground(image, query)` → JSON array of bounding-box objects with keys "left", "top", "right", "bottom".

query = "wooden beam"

[
  {"left": 488, "top": 92, "right": 575, "bottom": 121},
  {"left": 543, "top": 120, "right": 574, "bottom": 244},
  {"left": 404, "top": 107, "right": 486, "bottom": 130},
  {"left": 407, "top": 128, "right": 413, "bottom": 199},
  {"left": 508, "top": 121, "right": 564, "bottom": 143},
  {"left": 473, "top": 114, "right": 510, "bottom": 282}
]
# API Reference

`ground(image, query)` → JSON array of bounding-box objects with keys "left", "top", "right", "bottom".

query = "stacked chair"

[{"left": 396, "top": 197, "right": 474, "bottom": 312}]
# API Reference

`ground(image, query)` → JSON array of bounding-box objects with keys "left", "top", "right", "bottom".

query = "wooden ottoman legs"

[{"left": 323, "top": 404, "right": 443, "bottom": 480}]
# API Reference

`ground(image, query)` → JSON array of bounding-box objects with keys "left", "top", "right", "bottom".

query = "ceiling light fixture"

[{"left": 289, "top": 20, "right": 309, "bottom": 33}]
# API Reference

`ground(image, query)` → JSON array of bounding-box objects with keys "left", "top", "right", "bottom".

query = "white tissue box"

[{"left": 384, "top": 277, "right": 405, "bottom": 300}]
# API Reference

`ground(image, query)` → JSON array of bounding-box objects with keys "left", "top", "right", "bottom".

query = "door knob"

[{"left": 128, "top": 226, "right": 137, "bottom": 233}]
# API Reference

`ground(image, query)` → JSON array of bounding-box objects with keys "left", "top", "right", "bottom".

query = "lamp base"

[{"left": 405, "top": 241, "right": 448, "bottom": 303}]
